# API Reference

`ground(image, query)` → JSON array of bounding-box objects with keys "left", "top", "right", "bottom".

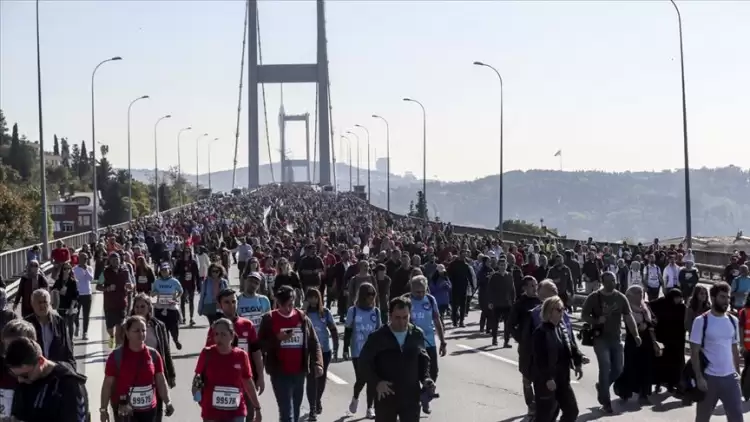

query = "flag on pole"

[{"left": 554, "top": 149, "right": 562, "bottom": 157}]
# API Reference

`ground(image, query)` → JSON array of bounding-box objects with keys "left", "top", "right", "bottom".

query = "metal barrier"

[{"left": 0, "top": 202, "right": 197, "bottom": 294}]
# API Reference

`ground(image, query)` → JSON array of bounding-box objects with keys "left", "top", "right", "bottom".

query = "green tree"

[
  {"left": 415, "top": 190, "right": 428, "bottom": 220},
  {"left": 96, "top": 144, "right": 113, "bottom": 191},
  {"left": 53, "top": 135, "right": 60, "bottom": 156},
  {"left": 70, "top": 143, "right": 80, "bottom": 173},
  {"left": 0, "top": 184, "right": 33, "bottom": 249},
  {"left": 157, "top": 182, "right": 173, "bottom": 212},
  {"left": 78, "top": 141, "right": 89, "bottom": 181},
  {"left": 0, "top": 109, "right": 8, "bottom": 145},
  {"left": 8, "top": 124, "right": 34, "bottom": 180},
  {"left": 60, "top": 138, "right": 70, "bottom": 168},
  {"left": 18, "top": 186, "right": 53, "bottom": 242}
]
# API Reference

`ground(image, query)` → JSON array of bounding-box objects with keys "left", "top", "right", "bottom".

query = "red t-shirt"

[
  {"left": 205, "top": 317, "right": 258, "bottom": 356},
  {"left": 51, "top": 248, "right": 70, "bottom": 264},
  {"left": 104, "top": 346, "right": 164, "bottom": 411},
  {"left": 270, "top": 309, "right": 304, "bottom": 374},
  {"left": 195, "top": 346, "right": 253, "bottom": 419}
]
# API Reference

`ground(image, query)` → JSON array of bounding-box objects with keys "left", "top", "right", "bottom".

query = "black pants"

[
  {"left": 374, "top": 398, "right": 420, "bottom": 422},
  {"left": 522, "top": 376, "right": 535, "bottom": 413},
  {"left": 488, "top": 307, "right": 511, "bottom": 345},
  {"left": 180, "top": 287, "right": 196, "bottom": 321},
  {"left": 58, "top": 309, "right": 76, "bottom": 338},
  {"left": 533, "top": 378, "right": 579, "bottom": 422},
  {"left": 351, "top": 357, "right": 375, "bottom": 408},
  {"left": 75, "top": 294, "right": 93, "bottom": 335},
  {"left": 306, "top": 351, "right": 332, "bottom": 413},
  {"left": 450, "top": 292, "right": 467, "bottom": 325},
  {"left": 426, "top": 346, "right": 439, "bottom": 381},
  {"left": 154, "top": 309, "right": 180, "bottom": 343},
  {"left": 437, "top": 304, "right": 449, "bottom": 320}
]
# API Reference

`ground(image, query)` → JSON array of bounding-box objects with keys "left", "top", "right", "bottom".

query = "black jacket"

[
  {"left": 358, "top": 324, "right": 431, "bottom": 399},
  {"left": 531, "top": 321, "right": 583, "bottom": 382},
  {"left": 25, "top": 312, "right": 76, "bottom": 371},
  {"left": 11, "top": 362, "right": 89, "bottom": 422},
  {"left": 507, "top": 295, "right": 542, "bottom": 377}
]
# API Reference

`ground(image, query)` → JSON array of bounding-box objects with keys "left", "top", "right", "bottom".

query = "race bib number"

[
  {"left": 138, "top": 276, "right": 148, "bottom": 284},
  {"left": 280, "top": 327, "right": 304, "bottom": 348},
  {"left": 0, "top": 389, "right": 13, "bottom": 417},
  {"left": 157, "top": 295, "right": 172, "bottom": 305},
  {"left": 238, "top": 338, "right": 248, "bottom": 352},
  {"left": 185, "top": 273, "right": 193, "bottom": 281},
  {"left": 129, "top": 385, "right": 154, "bottom": 410},
  {"left": 685, "top": 273, "right": 693, "bottom": 279},
  {"left": 212, "top": 386, "right": 241, "bottom": 410}
]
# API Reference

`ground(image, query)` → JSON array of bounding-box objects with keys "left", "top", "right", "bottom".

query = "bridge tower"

[
  {"left": 278, "top": 102, "right": 312, "bottom": 184},
  {"left": 247, "top": 0, "right": 331, "bottom": 188}
]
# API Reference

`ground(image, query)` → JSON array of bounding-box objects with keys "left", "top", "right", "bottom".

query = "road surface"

[{"left": 76, "top": 267, "right": 748, "bottom": 421}]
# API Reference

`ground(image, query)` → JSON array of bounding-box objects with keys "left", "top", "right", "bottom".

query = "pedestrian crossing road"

[{"left": 74, "top": 267, "right": 749, "bottom": 421}]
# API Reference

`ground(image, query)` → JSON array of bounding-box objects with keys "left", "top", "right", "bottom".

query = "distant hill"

[{"left": 127, "top": 164, "right": 750, "bottom": 242}]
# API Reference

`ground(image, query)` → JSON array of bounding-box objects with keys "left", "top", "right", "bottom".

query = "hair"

[
  {"left": 537, "top": 279, "right": 558, "bottom": 294},
  {"left": 211, "top": 317, "right": 237, "bottom": 347},
  {"left": 31, "top": 288, "right": 51, "bottom": 303},
  {"left": 540, "top": 295, "right": 564, "bottom": 322},
  {"left": 409, "top": 275, "right": 428, "bottom": 291},
  {"left": 2, "top": 319, "right": 37, "bottom": 341},
  {"left": 522, "top": 275, "right": 537, "bottom": 288},
  {"left": 208, "top": 263, "right": 226, "bottom": 279},
  {"left": 710, "top": 281, "right": 731, "bottom": 299},
  {"left": 389, "top": 296, "right": 412, "bottom": 314},
  {"left": 409, "top": 268, "right": 423, "bottom": 278},
  {"left": 275, "top": 285, "right": 295, "bottom": 305},
  {"left": 5, "top": 337, "right": 42, "bottom": 368},
  {"left": 305, "top": 288, "right": 325, "bottom": 318},
  {"left": 355, "top": 282, "right": 377, "bottom": 308},
  {"left": 217, "top": 288, "right": 237, "bottom": 303},
  {"left": 121, "top": 315, "right": 148, "bottom": 348}
]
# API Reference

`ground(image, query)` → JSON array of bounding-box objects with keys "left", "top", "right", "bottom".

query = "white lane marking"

[
  {"left": 326, "top": 370, "right": 348, "bottom": 385},
  {"left": 455, "top": 344, "right": 579, "bottom": 384},
  {"left": 81, "top": 293, "right": 107, "bottom": 414}
]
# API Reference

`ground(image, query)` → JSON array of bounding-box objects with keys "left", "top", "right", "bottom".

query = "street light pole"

[
  {"left": 474, "top": 61, "right": 505, "bottom": 238},
  {"left": 153, "top": 114, "right": 172, "bottom": 214},
  {"left": 127, "top": 95, "right": 149, "bottom": 222},
  {"left": 341, "top": 136, "right": 352, "bottom": 191},
  {"left": 346, "top": 131, "right": 361, "bottom": 187},
  {"left": 403, "top": 98, "right": 427, "bottom": 219},
  {"left": 177, "top": 126, "right": 192, "bottom": 206},
  {"left": 670, "top": 0, "right": 693, "bottom": 249},
  {"left": 355, "top": 124, "right": 371, "bottom": 203},
  {"left": 34, "top": 0, "right": 50, "bottom": 259},
  {"left": 372, "top": 114, "right": 391, "bottom": 212},
  {"left": 194, "top": 133, "right": 208, "bottom": 196},
  {"left": 91, "top": 56, "right": 122, "bottom": 232},
  {"left": 208, "top": 138, "right": 219, "bottom": 191}
]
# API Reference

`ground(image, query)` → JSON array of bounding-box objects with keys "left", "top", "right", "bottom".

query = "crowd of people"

[{"left": 0, "top": 184, "right": 749, "bottom": 422}]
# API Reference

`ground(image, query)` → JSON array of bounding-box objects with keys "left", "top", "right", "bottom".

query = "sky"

[{"left": 1, "top": 0, "right": 749, "bottom": 183}]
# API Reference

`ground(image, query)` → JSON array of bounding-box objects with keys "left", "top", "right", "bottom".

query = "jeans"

[
  {"left": 593, "top": 338, "right": 624, "bottom": 405},
  {"left": 695, "top": 373, "right": 744, "bottom": 422},
  {"left": 271, "top": 373, "right": 305, "bottom": 422},
  {"left": 306, "top": 351, "right": 332, "bottom": 413}
]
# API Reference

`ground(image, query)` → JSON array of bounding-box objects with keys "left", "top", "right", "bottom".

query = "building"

[
  {"left": 376, "top": 157, "right": 389, "bottom": 173},
  {"left": 43, "top": 152, "right": 63, "bottom": 167},
  {"left": 49, "top": 193, "right": 99, "bottom": 238}
]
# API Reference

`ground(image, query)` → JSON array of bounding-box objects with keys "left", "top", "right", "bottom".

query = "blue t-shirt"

[
  {"left": 310, "top": 308, "right": 335, "bottom": 353},
  {"left": 237, "top": 294, "right": 272, "bottom": 329},
  {"left": 391, "top": 328, "right": 408, "bottom": 349},
  {"left": 152, "top": 277, "right": 183, "bottom": 309},
  {"left": 410, "top": 294, "right": 438, "bottom": 347},
  {"left": 346, "top": 306, "right": 381, "bottom": 358},
  {"left": 732, "top": 276, "right": 750, "bottom": 308}
]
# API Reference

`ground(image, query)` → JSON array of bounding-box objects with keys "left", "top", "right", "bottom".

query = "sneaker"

[
  {"left": 175, "top": 341, "right": 182, "bottom": 350},
  {"left": 190, "top": 320, "right": 196, "bottom": 327},
  {"left": 82, "top": 333, "right": 88, "bottom": 341},
  {"left": 308, "top": 413, "right": 318, "bottom": 422},
  {"left": 366, "top": 407, "right": 375, "bottom": 419},
  {"left": 316, "top": 404, "right": 323, "bottom": 415},
  {"left": 348, "top": 398, "right": 359, "bottom": 415}
]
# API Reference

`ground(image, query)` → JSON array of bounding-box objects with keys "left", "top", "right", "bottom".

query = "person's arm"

[
  {"left": 153, "top": 353, "right": 171, "bottom": 406},
  {"left": 731, "top": 316, "right": 741, "bottom": 373},
  {"left": 327, "top": 310, "right": 340, "bottom": 356},
  {"left": 620, "top": 294, "right": 639, "bottom": 339},
  {"left": 689, "top": 316, "right": 706, "bottom": 381},
  {"left": 580, "top": 293, "right": 595, "bottom": 325},
  {"left": 357, "top": 329, "right": 384, "bottom": 385}
]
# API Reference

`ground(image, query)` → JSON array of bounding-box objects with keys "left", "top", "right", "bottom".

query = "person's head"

[
  {"left": 522, "top": 276, "right": 538, "bottom": 297},
  {"left": 60, "top": 262, "right": 73, "bottom": 279},
  {"left": 122, "top": 315, "right": 147, "bottom": 349},
  {"left": 108, "top": 253, "right": 120, "bottom": 267},
  {"left": 27, "top": 260, "right": 40, "bottom": 276},
  {"left": 740, "top": 265, "right": 749, "bottom": 277},
  {"left": 388, "top": 296, "right": 411, "bottom": 332},
  {"left": 208, "top": 264, "right": 225, "bottom": 279},
  {"left": 358, "top": 260, "right": 370, "bottom": 274},
  {"left": 625, "top": 285, "right": 645, "bottom": 307},
  {"left": 158, "top": 263, "right": 171, "bottom": 279},
  {"left": 537, "top": 279, "right": 558, "bottom": 300},
  {"left": 374, "top": 263, "right": 386, "bottom": 279},
  {"left": 2, "top": 319, "right": 37, "bottom": 353},
  {"left": 244, "top": 273, "right": 261, "bottom": 295},
  {"left": 497, "top": 259, "right": 508, "bottom": 273},
  {"left": 31, "top": 289, "right": 51, "bottom": 318},
  {"left": 400, "top": 254, "right": 410, "bottom": 267},
  {"left": 277, "top": 258, "right": 290, "bottom": 274},
  {"left": 249, "top": 258, "right": 260, "bottom": 271},
  {"left": 305, "top": 288, "right": 324, "bottom": 315},
  {"left": 183, "top": 249, "right": 192, "bottom": 260},
  {"left": 689, "top": 284, "right": 709, "bottom": 310},
  {"left": 436, "top": 264, "right": 446, "bottom": 275},
  {"left": 601, "top": 271, "right": 617, "bottom": 292},
  {"left": 356, "top": 282, "right": 377, "bottom": 308},
  {"left": 131, "top": 293, "right": 153, "bottom": 318},
  {"left": 709, "top": 282, "right": 731, "bottom": 314},
  {"left": 409, "top": 276, "right": 428, "bottom": 300},
  {"left": 541, "top": 295, "right": 564, "bottom": 325},
  {"left": 5, "top": 337, "right": 47, "bottom": 383},
  {"left": 78, "top": 252, "right": 89, "bottom": 265},
  {"left": 211, "top": 318, "right": 236, "bottom": 348},
  {"left": 218, "top": 288, "right": 238, "bottom": 317},
  {"left": 305, "top": 244, "right": 316, "bottom": 257},
  {"left": 275, "top": 285, "right": 296, "bottom": 315}
]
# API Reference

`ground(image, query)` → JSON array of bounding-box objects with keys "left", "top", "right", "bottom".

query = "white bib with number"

[
  {"left": 138, "top": 276, "right": 148, "bottom": 284},
  {"left": 280, "top": 327, "right": 304, "bottom": 348},
  {"left": 212, "top": 386, "right": 241, "bottom": 410},
  {"left": 0, "top": 388, "right": 13, "bottom": 417},
  {"left": 157, "top": 295, "right": 172, "bottom": 305},
  {"left": 185, "top": 273, "right": 193, "bottom": 281},
  {"left": 238, "top": 338, "right": 248, "bottom": 352},
  {"left": 129, "top": 385, "right": 154, "bottom": 410},
  {"left": 242, "top": 313, "right": 261, "bottom": 328}
]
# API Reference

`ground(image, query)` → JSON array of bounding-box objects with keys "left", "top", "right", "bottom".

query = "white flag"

[{"left": 554, "top": 149, "right": 562, "bottom": 157}]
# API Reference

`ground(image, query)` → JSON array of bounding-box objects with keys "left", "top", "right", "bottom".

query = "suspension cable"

[
  {"left": 312, "top": 84, "right": 318, "bottom": 184},
  {"left": 328, "top": 78, "right": 336, "bottom": 189},
  {"left": 231, "top": 0, "right": 250, "bottom": 190},
  {"left": 257, "top": 4, "right": 275, "bottom": 184}
]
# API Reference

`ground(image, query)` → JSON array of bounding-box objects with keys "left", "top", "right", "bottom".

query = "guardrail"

[{"left": 0, "top": 202, "right": 198, "bottom": 299}]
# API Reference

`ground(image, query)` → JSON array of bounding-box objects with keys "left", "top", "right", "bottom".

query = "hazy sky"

[{"left": 1, "top": 0, "right": 748, "bottom": 182}]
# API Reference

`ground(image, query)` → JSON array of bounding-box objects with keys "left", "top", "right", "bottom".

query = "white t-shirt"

[{"left": 689, "top": 312, "right": 739, "bottom": 377}]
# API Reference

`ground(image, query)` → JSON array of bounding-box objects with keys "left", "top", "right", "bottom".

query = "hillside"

[{"left": 129, "top": 164, "right": 750, "bottom": 242}]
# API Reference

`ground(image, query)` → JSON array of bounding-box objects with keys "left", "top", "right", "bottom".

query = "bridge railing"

[
  {"left": 0, "top": 202, "right": 197, "bottom": 299},
  {"left": 360, "top": 198, "right": 731, "bottom": 284}
]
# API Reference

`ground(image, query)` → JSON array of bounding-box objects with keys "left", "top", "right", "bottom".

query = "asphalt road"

[{"left": 77, "top": 269, "right": 749, "bottom": 421}]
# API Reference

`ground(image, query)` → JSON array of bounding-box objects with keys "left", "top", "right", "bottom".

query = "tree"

[
  {"left": 70, "top": 143, "right": 80, "bottom": 173},
  {"left": 78, "top": 141, "right": 89, "bottom": 181},
  {"left": 21, "top": 187, "right": 54, "bottom": 240},
  {"left": 0, "top": 184, "right": 33, "bottom": 249},
  {"left": 8, "top": 123, "right": 33, "bottom": 180},
  {"left": 96, "top": 144, "right": 113, "bottom": 191},
  {"left": 157, "top": 182, "right": 173, "bottom": 212},
  {"left": 53, "top": 134, "right": 60, "bottom": 155},
  {"left": 60, "top": 137, "right": 70, "bottom": 168},
  {"left": 408, "top": 200, "right": 415, "bottom": 216},
  {"left": 415, "top": 190, "right": 428, "bottom": 220},
  {"left": 0, "top": 109, "right": 8, "bottom": 145}
]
